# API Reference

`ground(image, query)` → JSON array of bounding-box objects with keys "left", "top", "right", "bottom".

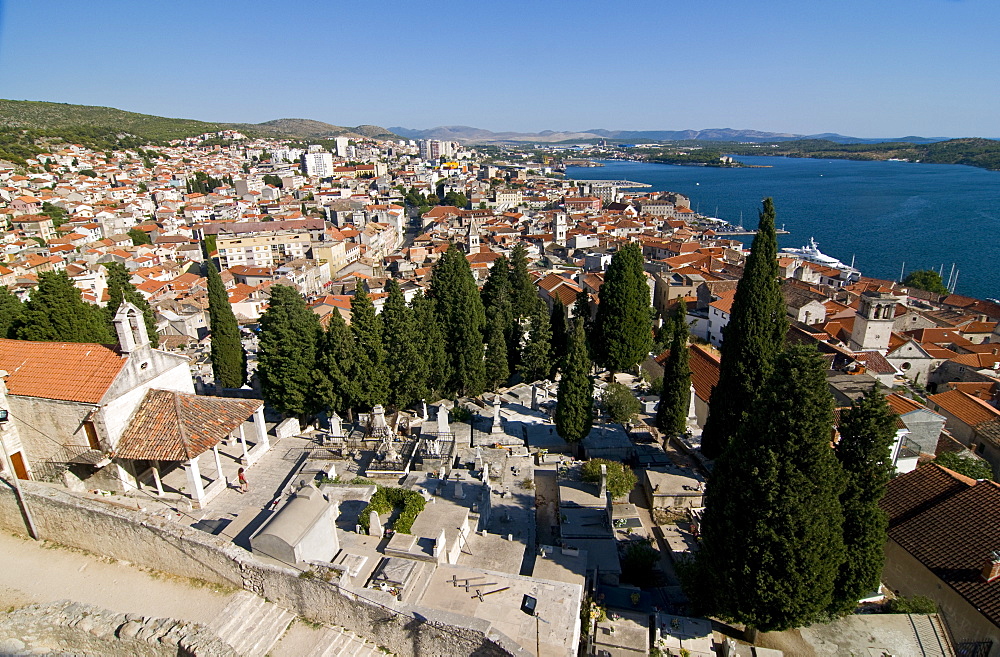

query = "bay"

[{"left": 566, "top": 157, "right": 1000, "bottom": 301}]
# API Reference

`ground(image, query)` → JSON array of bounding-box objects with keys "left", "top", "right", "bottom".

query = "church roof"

[{"left": 0, "top": 338, "right": 124, "bottom": 403}]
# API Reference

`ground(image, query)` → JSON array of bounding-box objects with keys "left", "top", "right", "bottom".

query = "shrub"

[
  {"left": 358, "top": 485, "right": 427, "bottom": 534},
  {"left": 581, "top": 458, "right": 637, "bottom": 499},
  {"left": 886, "top": 595, "right": 937, "bottom": 614}
]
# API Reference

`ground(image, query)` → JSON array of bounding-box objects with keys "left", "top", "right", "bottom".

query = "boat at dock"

[{"left": 782, "top": 237, "right": 857, "bottom": 271}]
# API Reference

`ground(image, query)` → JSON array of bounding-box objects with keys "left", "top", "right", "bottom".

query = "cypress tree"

[
  {"left": 104, "top": 262, "right": 157, "bottom": 343},
  {"left": 519, "top": 300, "right": 553, "bottom": 383},
  {"left": 382, "top": 279, "right": 427, "bottom": 410},
  {"left": 430, "top": 245, "right": 486, "bottom": 396},
  {"left": 15, "top": 271, "right": 113, "bottom": 343},
  {"left": 484, "top": 314, "right": 510, "bottom": 391},
  {"left": 0, "top": 287, "right": 24, "bottom": 339},
  {"left": 555, "top": 318, "right": 593, "bottom": 443},
  {"left": 593, "top": 242, "right": 652, "bottom": 373},
  {"left": 700, "top": 198, "right": 787, "bottom": 460},
  {"left": 315, "top": 309, "right": 354, "bottom": 416},
  {"left": 481, "top": 254, "right": 519, "bottom": 374},
  {"left": 349, "top": 285, "right": 389, "bottom": 409},
  {"left": 656, "top": 299, "right": 691, "bottom": 436},
  {"left": 549, "top": 298, "right": 568, "bottom": 376},
  {"left": 257, "top": 285, "right": 322, "bottom": 418},
  {"left": 204, "top": 260, "right": 246, "bottom": 388},
  {"left": 573, "top": 289, "right": 595, "bottom": 362},
  {"left": 412, "top": 292, "right": 449, "bottom": 398},
  {"left": 694, "top": 345, "right": 845, "bottom": 632},
  {"left": 508, "top": 243, "right": 537, "bottom": 321},
  {"left": 830, "top": 387, "right": 897, "bottom": 615}
]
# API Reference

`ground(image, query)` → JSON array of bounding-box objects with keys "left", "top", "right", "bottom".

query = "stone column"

[
  {"left": 212, "top": 444, "right": 225, "bottom": 485},
  {"left": 253, "top": 407, "right": 270, "bottom": 451},
  {"left": 151, "top": 461, "right": 164, "bottom": 496},
  {"left": 599, "top": 463, "right": 608, "bottom": 499},
  {"left": 185, "top": 455, "right": 206, "bottom": 508}
]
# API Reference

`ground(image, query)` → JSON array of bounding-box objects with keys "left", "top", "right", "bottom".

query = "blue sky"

[{"left": 1, "top": 0, "right": 996, "bottom": 137}]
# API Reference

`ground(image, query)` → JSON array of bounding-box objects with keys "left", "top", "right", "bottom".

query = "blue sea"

[{"left": 566, "top": 157, "right": 1000, "bottom": 301}]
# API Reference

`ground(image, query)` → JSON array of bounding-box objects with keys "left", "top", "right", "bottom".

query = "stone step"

[
  {"left": 207, "top": 591, "right": 294, "bottom": 657},
  {"left": 315, "top": 625, "right": 386, "bottom": 657}
]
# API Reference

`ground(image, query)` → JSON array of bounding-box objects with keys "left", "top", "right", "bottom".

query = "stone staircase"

[
  {"left": 206, "top": 591, "right": 294, "bottom": 657},
  {"left": 311, "top": 624, "right": 387, "bottom": 657}
]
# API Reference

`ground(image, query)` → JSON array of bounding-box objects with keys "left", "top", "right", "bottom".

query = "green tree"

[
  {"left": 104, "top": 262, "right": 157, "bottom": 344},
  {"left": 0, "top": 287, "right": 24, "bottom": 339},
  {"left": 581, "top": 458, "right": 637, "bottom": 499},
  {"left": 349, "top": 285, "right": 388, "bottom": 410},
  {"left": 15, "top": 271, "right": 113, "bottom": 343},
  {"left": 412, "top": 293, "right": 449, "bottom": 398},
  {"left": 128, "top": 227, "right": 152, "bottom": 246},
  {"left": 700, "top": 198, "right": 787, "bottom": 460},
  {"left": 830, "top": 388, "right": 897, "bottom": 615},
  {"left": 484, "top": 314, "right": 510, "bottom": 391},
  {"left": 315, "top": 309, "right": 355, "bottom": 416},
  {"left": 257, "top": 285, "right": 322, "bottom": 417},
  {"left": 508, "top": 243, "right": 537, "bottom": 321},
  {"left": 573, "top": 289, "right": 595, "bottom": 361},
  {"left": 903, "top": 269, "right": 949, "bottom": 296},
  {"left": 549, "top": 298, "right": 568, "bottom": 376},
  {"left": 39, "top": 202, "right": 69, "bottom": 228},
  {"left": 656, "top": 300, "right": 691, "bottom": 436},
  {"left": 382, "top": 280, "right": 427, "bottom": 410},
  {"left": 555, "top": 318, "right": 593, "bottom": 443},
  {"left": 204, "top": 260, "right": 246, "bottom": 388},
  {"left": 519, "top": 302, "right": 552, "bottom": 382},
  {"left": 593, "top": 243, "right": 652, "bottom": 372},
  {"left": 601, "top": 382, "right": 640, "bottom": 425},
  {"left": 430, "top": 245, "right": 486, "bottom": 396},
  {"left": 694, "top": 345, "right": 845, "bottom": 632},
  {"left": 933, "top": 451, "right": 994, "bottom": 480}
]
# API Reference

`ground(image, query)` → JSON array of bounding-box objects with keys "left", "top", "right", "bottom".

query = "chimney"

[{"left": 981, "top": 550, "right": 1000, "bottom": 583}]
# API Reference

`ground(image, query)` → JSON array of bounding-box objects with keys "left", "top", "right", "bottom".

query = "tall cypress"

[
  {"left": 508, "top": 243, "right": 537, "bottom": 321},
  {"left": 315, "top": 309, "right": 354, "bottom": 416},
  {"left": 593, "top": 242, "right": 652, "bottom": 373},
  {"left": 573, "top": 289, "right": 595, "bottom": 362},
  {"left": 700, "top": 198, "right": 787, "bottom": 459},
  {"left": 484, "top": 314, "right": 510, "bottom": 391},
  {"left": 481, "top": 254, "right": 518, "bottom": 373},
  {"left": 15, "top": 271, "right": 113, "bottom": 344},
  {"left": 694, "top": 345, "right": 845, "bottom": 632},
  {"left": 519, "top": 300, "right": 553, "bottom": 383},
  {"left": 656, "top": 299, "right": 691, "bottom": 436},
  {"left": 412, "top": 292, "right": 449, "bottom": 398},
  {"left": 382, "top": 279, "right": 427, "bottom": 410},
  {"left": 549, "top": 298, "right": 568, "bottom": 377},
  {"left": 349, "top": 285, "right": 389, "bottom": 409},
  {"left": 830, "top": 387, "right": 897, "bottom": 615},
  {"left": 257, "top": 285, "right": 322, "bottom": 418},
  {"left": 204, "top": 260, "right": 246, "bottom": 388},
  {"left": 104, "top": 262, "right": 157, "bottom": 343},
  {"left": 555, "top": 318, "right": 593, "bottom": 443},
  {"left": 430, "top": 245, "right": 486, "bottom": 396}
]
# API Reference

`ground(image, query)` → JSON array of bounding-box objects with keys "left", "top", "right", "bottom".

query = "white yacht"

[{"left": 782, "top": 237, "right": 857, "bottom": 272}]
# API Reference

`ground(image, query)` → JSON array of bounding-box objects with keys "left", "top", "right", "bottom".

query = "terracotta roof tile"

[
  {"left": 114, "top": 389, "right": 262, "bottom": 461},
  {"left": 928, "top": 389, "right": 1000, "bottom": 427},
  {"left": 0, "top": 338, "right": 125, "bottom": 403}
]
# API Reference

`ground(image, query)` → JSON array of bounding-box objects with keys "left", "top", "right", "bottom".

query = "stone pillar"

[
  {"left": 421, "top": 400, "right": 429, "bottom": 421},
  {"left": 212, "top": 444, "right": 225, "bottom": 485},
  {"left": 599, "top": 463, "right": 608, "bottom": 499},
  {"left": 369, "top": 510, "right": 383, "bottom": 538},
  {"left": 151, "top": 462, "right": 164, "bottom": 496},
  {"left": 185, "top": 455, "right": 206, "bottom": 508},
  {"left": 688, "top": 383, "right": 698, "bottom": 423},
  {"left": 238, "top": 424, "right": 249, "bottom": 462},
  {"left": 481, "top": 462, "right": 490, "bottom": 489},
  {"left": 433, "top": 527, "right": 447, "bottom": 560},
  {"left": 491, "top": 395, "right": 503, "bottom": 434},
  {"left": 437, "top": 407, "right": 450, "bottom": 435},
  {"left": 253, "top": 407, "right": 270, "bottom": 451},
  {"left": 329, "top": 412, "right": 343, "bottom": 438}
]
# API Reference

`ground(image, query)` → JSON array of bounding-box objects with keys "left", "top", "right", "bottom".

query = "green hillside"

[{"left": 0, "top": 99, "right": 397, "bottom": 165}]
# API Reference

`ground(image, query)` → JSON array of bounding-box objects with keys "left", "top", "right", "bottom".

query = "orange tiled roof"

[
  {"left": 0, "top": 338, "right": 125, "bottom": 403},
  {"left": 114, "top": 389, "right": 262, "bottom": 461},
  {"left": 928, "top": 389, "right": 1000, "bottom": 427}
]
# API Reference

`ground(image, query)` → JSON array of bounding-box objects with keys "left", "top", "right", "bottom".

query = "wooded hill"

[{"left": 0, "top": 99, "right": 396, "bottom": 164}]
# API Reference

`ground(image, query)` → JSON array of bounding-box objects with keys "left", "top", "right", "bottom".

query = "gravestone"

[{"left": 369, "top": 510, "right": 383, "bottom": 538}]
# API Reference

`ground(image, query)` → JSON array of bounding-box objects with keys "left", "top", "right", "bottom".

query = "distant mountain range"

[{"left": 389, "top": 125, "right": 948, "bottom": 145}]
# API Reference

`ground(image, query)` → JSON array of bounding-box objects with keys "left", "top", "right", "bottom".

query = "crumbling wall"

[{"left": 0, "top": 478, "right": 524, "bottom": 657}]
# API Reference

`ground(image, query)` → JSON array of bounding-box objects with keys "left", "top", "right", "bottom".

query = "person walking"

[{"left": 237, "top": 467, "right": 249, "bottom": 493}]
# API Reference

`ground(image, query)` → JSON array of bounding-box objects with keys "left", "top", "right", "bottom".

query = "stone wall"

[
  {"left": 0, "top": 478, "right": 525, "bottom": 657},
  {"left": 0, "top": 600, "right": 237, "bottom": 657}
]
